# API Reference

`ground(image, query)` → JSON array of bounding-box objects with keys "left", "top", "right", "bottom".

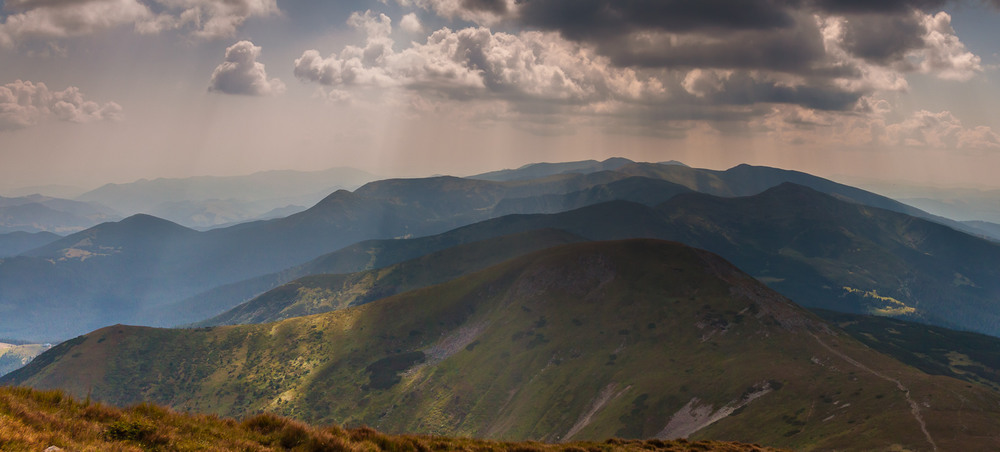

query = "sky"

[{"left": 2, "top": 0, "right": 1000, "bottom": 192}]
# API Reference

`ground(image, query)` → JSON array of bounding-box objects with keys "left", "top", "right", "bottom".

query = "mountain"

[
  {"left": 492, "top": 176, "right": 691, "bottom": 216},
  {"left": 0, "top": 194, "right": 119, "bottom": 234},
  {"left": 1, "top": 387, "right": 772, "bottom": 452},
  {"left": 651, "top": 183, "right": 1000, "bottom": 334},
  {"left": 141, "top": 198, "right": 308, "bottom": 230},
  {"left": 78, "top": 167, "right": 377, "bottom": 212},
  {"left": 7, "top": 240, "right": 1000, "bottom": 451},
  {"left": 468, "top": 157, "right": 635, "bottom": 181},
  {"left": 617, "top": 163, "right": 989, "bottom": 235},
  {"left": 0, "top": 215, "right": 205, "bottom": 341},
  {"left": 76, "top": 167, "right": 377, "bottom": 228},
  {"left": 847, "top": 180, "right": 1000, "bottom": 224},
  {"left": 0, "top": 342, "right": 49, "bottom": 377},
  {"left": 199, "top": 229, "right": 585, "bottom": 325},
  {"left": 0, "top": 231, "right": 60, "bottom": 258}
]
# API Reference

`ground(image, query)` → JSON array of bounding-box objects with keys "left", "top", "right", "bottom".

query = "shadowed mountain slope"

[{"left": 0, "top": 231, "right": 60, "bottom": 258}]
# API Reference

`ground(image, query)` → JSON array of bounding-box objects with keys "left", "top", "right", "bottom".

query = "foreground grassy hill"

[
  {"left": 7, "top": 240, "right": 1000, "bottom": 451},
  {"left": 1, "top": 386, "right": 784, "bottom": 452}
]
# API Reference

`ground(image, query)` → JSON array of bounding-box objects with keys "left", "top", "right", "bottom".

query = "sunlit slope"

[
  {"left": 201, "top": 228, "right": 585, "bottom": 325},
  {"left": 7, "top": 240, "right": 1000, "bottom": 451}
]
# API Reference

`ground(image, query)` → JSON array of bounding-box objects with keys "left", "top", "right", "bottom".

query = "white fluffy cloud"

[
  {"left": 399, "top": 12, "right": 422, "bottom": 34},
  {"left": 294, "top": 10, "right": 665, "bottom": 107},
  {"left": 0, "top": 0, "right": 278, "bottom": 46},
  {"left": 209, "top": 40, "right": 285, "bottom": 96},
  {"left": 912, "top": 12, "right": 982, "bottom": 81},
  {"left": 0, "top": 80, "right": 123, "bottom": 131}
]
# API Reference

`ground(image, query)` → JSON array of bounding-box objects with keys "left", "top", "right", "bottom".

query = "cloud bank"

[
  {"left": 0, "top": 80, "right": 122, "bottom": 131},
  {"left": 0, "top": 0, "right": 278, "bottom": 46}
]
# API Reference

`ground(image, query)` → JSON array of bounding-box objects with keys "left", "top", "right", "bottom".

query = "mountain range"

[
  {"left": 5, "top": 159, "right": 1000, "bottom": 341},
  {"left": 185, "top": 182, "right": 1000, "bottom": 340},
  {"left": 0, "top": 194, "right": 119, "bottom": 234},
  {"left": 76, "top": 167, "right": 377, "bottom": 229},
  {"left": 7, "top": 240, "right": 1000, "bottom": 451}
]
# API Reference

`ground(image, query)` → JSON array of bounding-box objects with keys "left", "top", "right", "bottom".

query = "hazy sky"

[{"left": 2, "top": 0, "right": 1000, "bottom": 191}]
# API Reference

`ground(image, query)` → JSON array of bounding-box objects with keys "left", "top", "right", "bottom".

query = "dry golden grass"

[{"left": 0, "top": 386, "right": 786, "bottom": 452}]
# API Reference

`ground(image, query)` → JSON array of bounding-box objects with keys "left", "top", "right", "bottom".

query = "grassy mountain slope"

[
  {"left": 201, "top": 229, "right": 586, "bottom": 325},
  {"left": 815, "top": 309, "right": 1000, "bottom": 392},
  {"left": 7, "top": 240, "right": 1000, "bottom": 451},
  {"left": 1, "top": 387, "right": 780, "bottom": 452}
]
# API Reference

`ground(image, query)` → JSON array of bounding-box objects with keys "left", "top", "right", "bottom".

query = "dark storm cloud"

[
  {"left": 603, "top": 14, "right": 831, "bottom": 74},
  {"left": 508, "top": 0, "right": 936, "bottom": 78},
  {"left": 841, "top": 13, "right": 926, "bottom": 64},
  {"left": 516, "top": 0, "right": 799, "bottom": 41},
  {"left": 461, "top": 0, "right": 507, "bottom": 14},
  {"left": 698, "top": 73, "right": 864, "bottom": 111},
  {"left": 812, "top": 0, "right": 948, "bottom": 14}
]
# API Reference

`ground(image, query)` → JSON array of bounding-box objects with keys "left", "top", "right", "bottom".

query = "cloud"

[
  {"left": 912, "top": 11, "right": 982, "bottom": 80},
  {"left": 0, "top": 79, "right": 122, "bottom": 131},
  {"left": 886, "top": 110, "right": 1000, "bottom": 149},
  {"left": 209, "top": 40, "right": 285, "bottom": 96},
  {"left": 753, "top": 102, "right": 1000, "bottom": 151},
  {"left": 155, "top": 0, "right": 279, "bottom": 39},
  {"left": 294, "top": 11, "right": 664, "bottom": 106},
  {"left": 0, "top": 0, "right": 278, "bottom": 46},
  {"left": 399, "top": 12, "right": 422, "bottom": 33},
  {"left": 0, "top": 0, "right": 154, "bottom": 46}
]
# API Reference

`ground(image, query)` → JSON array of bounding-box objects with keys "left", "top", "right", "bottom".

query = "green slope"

[
  {"left": 815, "top": 309, "right": 1000, "bottom": 392},
  {"left": 7, "top": 240, "right": 1000, "bottom": 451},
  {"left": 200, "top": 229, "right": 586, "bottom": 325}
]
